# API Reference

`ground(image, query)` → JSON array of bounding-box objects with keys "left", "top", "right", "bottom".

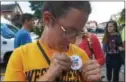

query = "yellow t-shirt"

[{"left": 4, "top": 41, "right": 90, "bottom": 82}]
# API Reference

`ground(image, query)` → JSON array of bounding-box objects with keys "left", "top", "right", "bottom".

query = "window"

[
  {"left": 1, "top": 23, "right": 19, "bottom": 39},
  {"left": 6, "top": 24, "right": 19, "bottom": 33}
]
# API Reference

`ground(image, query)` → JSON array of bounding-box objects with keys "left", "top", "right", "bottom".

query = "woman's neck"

[
  {"left": 109, "top": 32, "right": 118, "bottom": 35},
  {"left": 40, "top": 31, "right": 55, "bottom": 51}
]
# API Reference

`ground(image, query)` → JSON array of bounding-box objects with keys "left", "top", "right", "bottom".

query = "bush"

[{"left": 32, "top": 26, "right": 44, "bottom": 38}]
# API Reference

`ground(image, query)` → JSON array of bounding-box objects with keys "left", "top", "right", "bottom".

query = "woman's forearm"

[{"left": 37, "top": 69, "right": 56, "bottom": 81}]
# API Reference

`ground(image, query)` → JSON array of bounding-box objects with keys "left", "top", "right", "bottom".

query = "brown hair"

[{"left": 102, "top": 20, "right": 119, "bottom": 44}]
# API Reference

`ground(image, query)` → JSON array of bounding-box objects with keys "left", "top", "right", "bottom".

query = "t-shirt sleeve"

[
  {"left": 21, "top": 33, "right": 32, "bottom": 45},
  {"left": 4, "top": 48, "right": 25, "bottom": 81}
]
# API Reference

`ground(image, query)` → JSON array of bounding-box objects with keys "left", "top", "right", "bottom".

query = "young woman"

[
  {"left": 75, "top": 28, "right": 105, "bottom": 66},
  {"left": 102, "top": 20, "right": 124, "bottom": 82}
]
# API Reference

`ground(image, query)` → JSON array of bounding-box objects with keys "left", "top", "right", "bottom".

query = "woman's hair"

[
  {"left": 102, "top": 20, "right": 119, "bottom": 44},
  {"left": 41, "top": 1, "right": 91, "bottom": 19}
]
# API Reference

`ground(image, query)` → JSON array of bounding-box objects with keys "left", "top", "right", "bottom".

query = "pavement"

[{"left": 101, "top": 65, "right": 125, "bottom": 82}]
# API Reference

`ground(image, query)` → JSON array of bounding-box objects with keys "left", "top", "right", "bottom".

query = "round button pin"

[{"left": 70, "top": 55, "right": 82, "bottom": 70}]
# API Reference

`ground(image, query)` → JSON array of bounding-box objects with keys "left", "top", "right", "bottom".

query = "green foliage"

[
  {"left": 31, "top": 26, "right": 44, "bottom": 38},
  {"left": 29, "top": 1, "right": 44, "bottom": 19},
  {"left": 29, "top": 1, "right": 44, "bottom": 37},
  {"left": 118, "top": 8, "right": 125, "bottom": 26},
  {"left": 117, "top": 8, "right": 125, "bottom": 32},
  {"left": 33, "top": 26, "right": 44, "bottom": 38}
]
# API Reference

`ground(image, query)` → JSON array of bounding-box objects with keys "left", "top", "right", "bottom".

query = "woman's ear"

[{"left": 43, "top": 11, "right": 52, "bottom": 26}]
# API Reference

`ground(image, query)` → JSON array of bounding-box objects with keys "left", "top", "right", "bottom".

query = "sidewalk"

[{"left": 101, "top": 65, "right": 125, "bottom": 82}]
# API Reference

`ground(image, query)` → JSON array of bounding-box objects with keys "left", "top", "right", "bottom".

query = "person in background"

[
  {"left": 102, "top": 20, "right": 124, "bottom": 82},
  {"left": 14, "top": 13, "right": 34, "bottom": 48},
  {"left": 4, "top": 1, "right": 101, "bottom": 82},
  {"left": 75, "top": 28, "right": 105, "bottom": 66}
]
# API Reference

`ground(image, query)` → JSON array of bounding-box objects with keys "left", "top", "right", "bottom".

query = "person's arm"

[
  {"left": 117, "top": 34, "right": 124, "bottom": 51},
  {"left": 37, "top": 69, "right": 58, "bottom": 81},
  {"left": 91, "top": 34, "right": 105, "bottom": 66},
  {"left": 4, "top": 48, "right": 25, "bottom": 81},
  {"left": 37, "top": 52, "right": 72, "bottom": 81},
  {"left": 75, "top": 45, "right": 101, "bottom": 82}
]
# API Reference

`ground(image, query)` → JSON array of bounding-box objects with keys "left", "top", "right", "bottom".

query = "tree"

[
  {"left": 29, "top": 1, "right": 44, "bottom": 19},
  {"left": 118, "top": 8, "right": 125, "bottom": 32},
  {"left": 118, "top": 8, "right": 125, "bottom": 26},
  {"left": 29, "top": 1, "right": 44, "bottom": 37}
]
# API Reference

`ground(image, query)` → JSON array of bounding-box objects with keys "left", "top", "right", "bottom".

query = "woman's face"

[
  {"left": 44, "top": 8, "right": 89, "bottom": 52},
  {"left": 107, "top": 23, "right": 115, "bottom": 33}
]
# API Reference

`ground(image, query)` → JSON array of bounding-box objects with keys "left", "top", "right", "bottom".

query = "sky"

[
  {"left": 1, "top": 1, "right": 125, "bottom": 23},
  {"left": 89, "top": 2, "right": 124, "bottom": 23}
]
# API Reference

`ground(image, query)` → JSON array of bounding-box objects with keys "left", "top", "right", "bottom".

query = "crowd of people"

[{"left": 4, "top": 1, "right": 125, "bottom": 82}]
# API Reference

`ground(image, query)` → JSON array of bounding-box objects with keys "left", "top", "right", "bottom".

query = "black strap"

[
  {"left": 37, "top": 41, "right": 50, "bottom": 65},
  {"left": 37, "top": 41, "right": 60, "bottom": 81}
]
